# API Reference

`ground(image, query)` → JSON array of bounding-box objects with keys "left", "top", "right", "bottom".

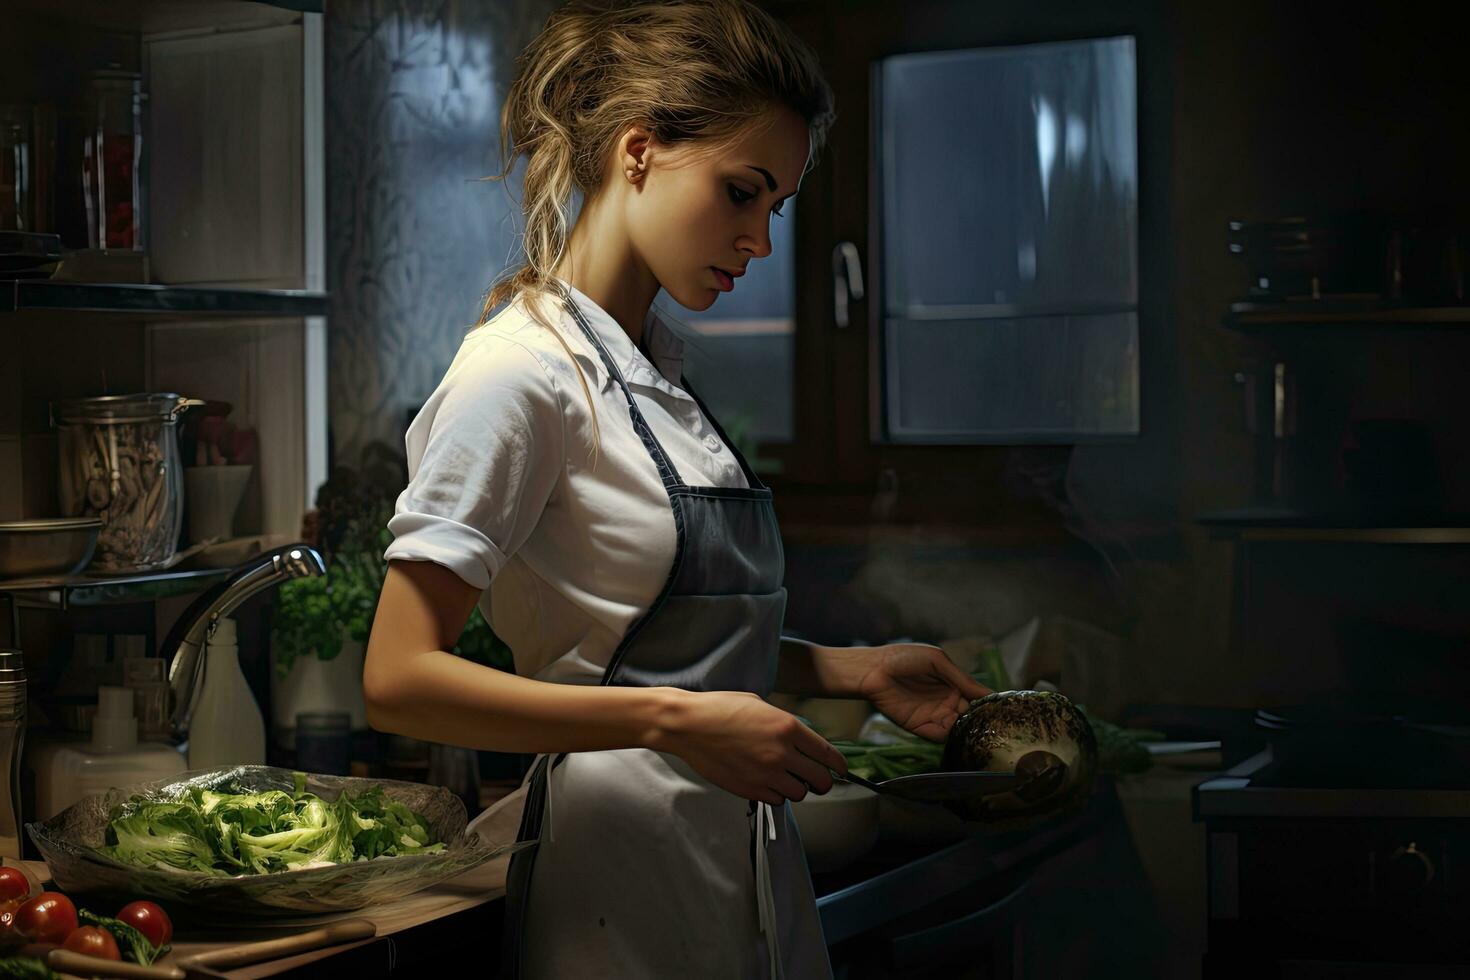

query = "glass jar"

[
  {"left": 295, "top": 711, "right": 351, "bottom": 776},
  {"left": 51, "top": 394, "right": 204, "bottom": 572},
  {"left": 0, "top": 106, "right": 33, "bottom": 232},
  {"left": 82, "top": 70, "right": 145, "bottom": 251}
]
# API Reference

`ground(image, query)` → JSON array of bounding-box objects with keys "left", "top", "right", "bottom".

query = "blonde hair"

[{"left": 478, "top": 0, "right": 835, "bottom": 451}]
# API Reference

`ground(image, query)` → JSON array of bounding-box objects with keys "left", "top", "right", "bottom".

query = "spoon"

[{"left": 831, "top": 768, "right": 1022, "bottom": 803}]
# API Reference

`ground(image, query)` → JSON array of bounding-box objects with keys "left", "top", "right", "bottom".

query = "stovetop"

[{"left": 1195, "top": 748, "right": 1470, "bottom": 820}]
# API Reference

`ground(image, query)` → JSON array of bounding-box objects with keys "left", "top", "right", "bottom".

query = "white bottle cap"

[
  {"left": 115, "top": 634, "right": 149, "bottom": 659},
  {"left": 92, "top": 684, "right": 138, "bottom": 752},
  {"left": 209, "top": 617, "right": 237, "bottom": 646}
]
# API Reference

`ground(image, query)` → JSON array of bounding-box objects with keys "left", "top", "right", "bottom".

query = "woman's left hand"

[{"left": 852, "top": 644, "right": 992, "bottom": 743}]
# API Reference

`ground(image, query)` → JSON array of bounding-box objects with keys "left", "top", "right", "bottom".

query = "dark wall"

[
  {"left": 326, "top": 0, "right": 563, "bottom": 470},
  {"left": 783, "top": 0, "right": 1470, "bottom": 711},
  {"left": 324, "top": 0, "right": 1470, "bottom": 711}
]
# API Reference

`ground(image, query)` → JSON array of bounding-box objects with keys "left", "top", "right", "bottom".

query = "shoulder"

[{"left": 459, "top": 293, "right": 589, "bottom": 394}]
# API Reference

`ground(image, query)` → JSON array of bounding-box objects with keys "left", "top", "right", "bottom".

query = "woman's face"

[{"left": 623, "top": 107, "right": 811, "bottom": 312}]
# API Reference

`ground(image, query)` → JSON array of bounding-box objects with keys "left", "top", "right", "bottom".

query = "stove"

[{"left": 1195, "top": 742, "right": 1470, "bottom": 977}]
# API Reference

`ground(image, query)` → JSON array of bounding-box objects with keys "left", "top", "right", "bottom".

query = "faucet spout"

[{"left": 162, "top": 543, "right": 327, "bottom": 741}]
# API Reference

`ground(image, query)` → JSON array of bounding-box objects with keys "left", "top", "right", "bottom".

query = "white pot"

[
  {"left": 184, "top": 464, "right": 253, "bottom": 543},
  {"left": 790, "top": 781, "right": 880, "bottom": 873},
  {"left": 270, "top": 631, "right": 368, "bottom": 749}
]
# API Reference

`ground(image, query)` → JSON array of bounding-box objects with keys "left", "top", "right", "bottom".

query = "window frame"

[
  {"left": 755, "top": 0, "right": 1169, "bottom": 536},
  {"left": 870, "top": 36, "right": 1142, "bottom": 445}
]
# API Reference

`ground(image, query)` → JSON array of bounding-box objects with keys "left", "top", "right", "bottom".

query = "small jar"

[
  {"left": 51, "top": 394, "right": 204, "bottom": 571},
  {"left": 82, "top": 70, "right": 146, "bottom": 251},
  {"left": 0, "top": 106, "right": 34, "bottom": 232}
]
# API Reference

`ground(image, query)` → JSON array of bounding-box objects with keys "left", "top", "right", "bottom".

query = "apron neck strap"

[{"left": 551, "top": 280, "right": 684, "bottom": 494}]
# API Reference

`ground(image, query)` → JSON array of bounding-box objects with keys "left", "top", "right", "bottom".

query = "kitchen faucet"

[{"left": 160, "top": 543, "right": 326, "bottom": 742}]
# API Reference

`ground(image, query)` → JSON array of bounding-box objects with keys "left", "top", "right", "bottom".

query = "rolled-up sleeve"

[{"left": 383, "top": 335, "right": 564, "bottom": 591}]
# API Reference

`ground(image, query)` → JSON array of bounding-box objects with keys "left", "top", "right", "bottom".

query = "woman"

[{"left": 363, "top": 1, "right": 989, "bottom": 976}]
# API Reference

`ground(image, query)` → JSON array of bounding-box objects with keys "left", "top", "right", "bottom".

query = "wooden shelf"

[
  {"left": 1223, "top": 298, "right": 1470, "bottom": 330},
  {"left": 1198, "top": 508, "right": 1470, "bottom": 544},
  {"left": 0, "top": 534, "right": 297, "bottom": 608},
  {"left": 12, "top": 0, "right": 320, "bottom": 32},
  {"left": 2, "top": 280, "right": 327, "bottom": 320}
]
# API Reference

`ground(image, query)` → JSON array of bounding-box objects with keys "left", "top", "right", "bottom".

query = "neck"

[{"left": 553, "top": 193, "right": 659, "bottom": 347}]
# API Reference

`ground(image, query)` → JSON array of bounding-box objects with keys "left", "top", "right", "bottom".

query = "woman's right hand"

[{"left": 652, "top": 689, "right": 849, "bottom": 806}]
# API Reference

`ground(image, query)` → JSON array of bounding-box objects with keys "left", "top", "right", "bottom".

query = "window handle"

[{"left": 831, "top": 241, "right": 866, "bottom": 328}]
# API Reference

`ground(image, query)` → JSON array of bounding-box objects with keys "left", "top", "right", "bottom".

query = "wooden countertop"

[{"left": 17, "top": 857, "right": 509, "bottom": 977}]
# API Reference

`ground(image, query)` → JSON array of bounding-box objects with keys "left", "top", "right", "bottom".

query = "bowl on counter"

[
  {"left": 0, "top": 517, "right": 102, "bottom": 579},
  {"left": 791, "top": 780, "right": 880, "bottom": 873}
]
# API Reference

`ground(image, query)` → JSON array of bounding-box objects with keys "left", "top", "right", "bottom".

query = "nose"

[{"left": 738, "top": 215, "right": 773, "bottom": 259}]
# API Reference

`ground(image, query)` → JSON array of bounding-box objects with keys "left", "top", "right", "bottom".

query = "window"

[{"left": 876, "top": 36, "right": 1139, "bottom": 442}]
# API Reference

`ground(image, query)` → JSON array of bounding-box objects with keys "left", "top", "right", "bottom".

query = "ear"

[{"left": 618, "top": 124, "right": 653, "bottom": 185}]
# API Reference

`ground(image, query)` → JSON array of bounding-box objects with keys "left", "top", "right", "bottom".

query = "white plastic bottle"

[
  {"left": 31, "top": 686, "right": 188, "bottom": 820},
  {"left": 185, "top": 617, "right": 266, "bottom": 770}
]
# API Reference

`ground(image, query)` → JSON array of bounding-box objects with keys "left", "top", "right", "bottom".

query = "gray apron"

[{"left": 498, "top": 282, "right": 832, "bottom": 978}]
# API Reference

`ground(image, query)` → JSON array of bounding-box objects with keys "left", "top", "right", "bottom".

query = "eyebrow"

[{"left": 743, "top": 165, "right": 778, "bottom": 193}]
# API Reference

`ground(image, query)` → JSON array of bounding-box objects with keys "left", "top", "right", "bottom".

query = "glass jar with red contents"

[{"left": 81, "top": 70, "right": 145, "bottom": 251}]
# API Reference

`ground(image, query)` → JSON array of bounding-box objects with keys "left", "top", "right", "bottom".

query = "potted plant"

[{"left": 270, "top": 451, "right": 512, "bottom": 751}]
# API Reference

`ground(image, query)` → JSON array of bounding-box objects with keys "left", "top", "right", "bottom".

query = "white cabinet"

[{"left": 0, "top": 2, "right": 327, "bottom": 545}]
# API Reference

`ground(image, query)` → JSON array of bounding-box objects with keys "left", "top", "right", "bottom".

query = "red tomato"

[
  {"left": 0, "top": 867, "right": 30, "bottom": 902},
  {"left": 116, "top": 900, "right": 172, "bottom": 948},
  {"left": 14, "top": 892, "right": 78, "bottom": 945},
  {"left": 61, "top": 925, "right": 120, "bottom": 960}
]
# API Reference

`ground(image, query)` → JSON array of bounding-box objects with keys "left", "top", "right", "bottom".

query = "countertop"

[
  {"left": 16, "top": 857, "right": 510, "bottom": 978},
  {"left": 17, "top": 784, "right": 1116, "bottom": 977}
]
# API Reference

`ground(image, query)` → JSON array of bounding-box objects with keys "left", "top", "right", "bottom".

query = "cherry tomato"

[
  {"left": 61, "top": 925, "right": 120, "bottom": 960},
  {"left": 0, "top": 867, "right": 30, "bottom": 902},
  {"left": 117, "top": 900, "right": 172, "bottom": 948},
  {"left": 14, "top": 892, "right": 78, "bottom": 945}
]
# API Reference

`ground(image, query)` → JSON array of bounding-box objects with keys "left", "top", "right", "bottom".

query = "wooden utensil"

[{"left": 49, "top": 918, "right": 377, "bottom": 979}]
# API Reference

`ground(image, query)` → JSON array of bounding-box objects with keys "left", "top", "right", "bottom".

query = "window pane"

[
  {"left": 656, "top": 203, "right": 796, "bottom": 453},
  {"left": 881, "top": 37, "right": 1138, "bottom": 311},
  {"left": 885, "top": 313, "right": 1139, "bottom": 441},
  {"left": 877, "top": 36, "right": 1140, "bottom": 441}
]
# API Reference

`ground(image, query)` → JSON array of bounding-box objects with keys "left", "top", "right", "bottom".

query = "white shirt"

[{"left": 383, "top": 279, "right": 749, "bottom": 684}]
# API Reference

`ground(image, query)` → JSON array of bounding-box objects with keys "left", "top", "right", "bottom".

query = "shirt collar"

[{"left": 554, "top": 278, "right": 691, "bottom": 402}]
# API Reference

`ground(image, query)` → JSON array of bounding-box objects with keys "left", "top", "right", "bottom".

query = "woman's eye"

[{"left": 729, "top": 183, "right": 784, "bottom": 217}]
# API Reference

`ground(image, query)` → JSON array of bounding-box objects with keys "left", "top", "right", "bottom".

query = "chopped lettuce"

[{"left": 100, "top": 771, "right": 446, "bottom": 877}]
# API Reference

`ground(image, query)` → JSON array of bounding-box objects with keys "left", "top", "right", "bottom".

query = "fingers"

[
  {"left": 934, "top": 649, "right": 992, "bottom": 700},
  {"left": 769, "top": 771, "right": 809, "bottom": 803},
  {"left": 784, "top": 749, "right": 835, "bottom": 795},
  {"left": 790, "top": 722, "right": 847, "bottom": 775}
]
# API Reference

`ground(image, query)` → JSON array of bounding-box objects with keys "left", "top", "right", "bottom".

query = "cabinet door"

[{"left": 147, "top": 23, "right": 304, "bottom": 287}]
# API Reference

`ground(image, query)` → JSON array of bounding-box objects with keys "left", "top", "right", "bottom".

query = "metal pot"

[{"left": 0, "top": 517, "right": 102, "bottom": 579}]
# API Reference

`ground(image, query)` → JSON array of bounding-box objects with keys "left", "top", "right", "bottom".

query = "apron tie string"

[
  {"left": 753, "top": 801, "right": 784, "bottom": 979},
  {"left": 544, "top": 769, "right": 555, "bottom": 844}
]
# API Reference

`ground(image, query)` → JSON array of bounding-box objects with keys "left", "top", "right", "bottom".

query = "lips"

[{"left": 711, "top": 267, "right": 735, "bottom": 291}]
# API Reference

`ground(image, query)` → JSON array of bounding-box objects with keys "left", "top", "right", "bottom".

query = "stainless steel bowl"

[{"left": 0, "top": 517, "right": 103, "bottom": 579}]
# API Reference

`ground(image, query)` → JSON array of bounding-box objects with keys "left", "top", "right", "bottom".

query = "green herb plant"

[{"left": 272, "top": 460, "right": 512, "bottom": 678}]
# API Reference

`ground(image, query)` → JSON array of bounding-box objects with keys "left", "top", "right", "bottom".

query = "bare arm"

[
  {"left": 364, "top": 559, "right": 676, "bottom": 754},
  {"left": 774, "top": 636, "right": 876, "bottom": 698},
  {"left": 364, "top": 559, "right": 847, "bottom": 803}
]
